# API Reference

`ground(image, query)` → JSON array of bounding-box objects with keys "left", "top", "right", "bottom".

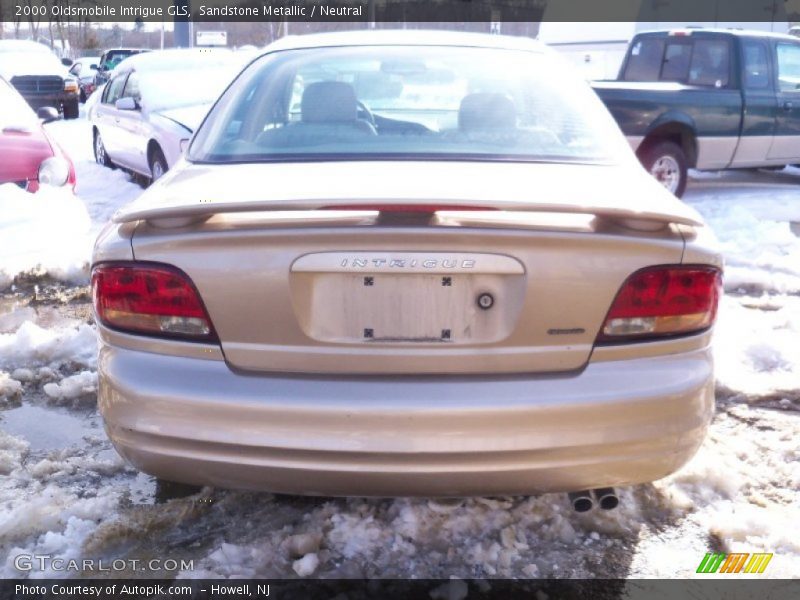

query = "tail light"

[
  {"left": 596, "top": 265, "right": 721, "bottom": 344},
  {"left": 92, "top": 263, "right": 217, "bottom": 342}
]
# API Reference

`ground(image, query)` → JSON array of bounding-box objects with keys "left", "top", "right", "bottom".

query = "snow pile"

[
  {"left": 685, "top": 177, "right": 800, "bottom": 294},
  {"left": 182, "top": 492, "right": 643, "bottom": 580},
  {"left": 0, "top": 321, "right": 97, "bottom": 371},
  {"left": 630, "top": 402, "right": 800, "bottom": 577},
  {"left": 0, "top": 184, "right": 92, "bottom": 289},
  {"left": 1, "top": 485, "right": 121, "bottom": 578},
  {"left": 43, "top": 371, "right": 98, "bottom": 401},
  {"left": 292, "top": 552, "right": 319, "bottom": 576},
  {"left": 0, "top": 371, "right": 22, "bottom": 400},
  {"left": 0, "top": 424, "right": 126, "bottom": 578},
  {"left": 28, "top": 451, "right": 125, "bottom": 481},
  {"left": 0, "top": 429, "right": 29, "bottom": 475},
  {"left": 713, "top": 295, "right": 800, "bottom": 394},
  {"left": 0, "top": 306, "right": 37, "bottom": 334}
]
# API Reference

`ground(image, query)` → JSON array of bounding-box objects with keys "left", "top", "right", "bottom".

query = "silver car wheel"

[
  {"left": 650, "top": 155, "right": 680, "bottom": 194},
  {"left": 94, "top": 135, "right": 106, "bottom": 165},
  {"left": 152, "top": 159, "right": 165, "bottom": 181}
]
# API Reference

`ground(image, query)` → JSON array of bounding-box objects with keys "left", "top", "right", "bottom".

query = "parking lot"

[{"left": 0, "top": 112, "right": 798, "bottom": 580}]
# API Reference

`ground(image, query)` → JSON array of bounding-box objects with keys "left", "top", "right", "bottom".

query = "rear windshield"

[
  {"left": 189, "top": 45, "right": 631, "bottom": 164},
  {"left": 139, "top": 68, "right": 239, "bottom": 111},
  {"left": 623, "top": 35, "right": 731, "bottom": 87}
]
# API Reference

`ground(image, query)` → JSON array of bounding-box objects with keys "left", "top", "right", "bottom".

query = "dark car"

[
  {"left": 0, "top": 40, "right": 80, "bottom": 119},
  {"left": 68, "top": 56, "right": 100, "bottom": 102},
  {"left": 94, "top": 48, "right": 148, "bottom": 87},
  {"left": 0, "top": 77, "right": 76, "bottom": 192},
  {"left": 593, "top": 29, "right": 800, "bottom": 196}
]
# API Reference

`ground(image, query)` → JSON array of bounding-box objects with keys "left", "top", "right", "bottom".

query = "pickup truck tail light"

[
  {"left": 596, "top": 265, "right": 721, "bottom": 344},
  {"left": 92, "top": 263, "right": 217, "bottom": 342}
]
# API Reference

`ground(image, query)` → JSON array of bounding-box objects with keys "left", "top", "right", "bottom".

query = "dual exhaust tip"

[{"left": 568, "top": 488, "right": 619, "bottom": 512}]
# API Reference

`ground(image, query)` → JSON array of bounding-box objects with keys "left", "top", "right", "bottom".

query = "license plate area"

[
  {"left": 290, "top": 253, "right": 526, "bottom": 345},
  {"left": 338, "top": 273, "right": 473, "bottom": 342}
]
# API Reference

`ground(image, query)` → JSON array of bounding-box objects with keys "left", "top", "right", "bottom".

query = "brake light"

[
  {"left": 322, "top": 204, "right": 497, "bottom": 213},
  {"left": 596, "top": 265, "right": 721, "bottom": 343},
  {"left": 92, "top": 263, "right": 216, "bottom": 341}
]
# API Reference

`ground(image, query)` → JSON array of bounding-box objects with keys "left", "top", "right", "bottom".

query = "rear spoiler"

[{"left": 114, "top": 198, "right": 704, "bottom": 228}]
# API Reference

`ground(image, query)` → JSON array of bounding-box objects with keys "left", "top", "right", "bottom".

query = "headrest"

[
  {"left": 458, "top": 93, "right": 517, "bottom": 131},
  {"left": 301, "top": 81, "right": 358, "bottom": 124}
]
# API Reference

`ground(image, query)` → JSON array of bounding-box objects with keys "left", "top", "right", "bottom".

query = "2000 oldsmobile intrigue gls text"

[{"left": 91, "top": 31, "right": 722, "bottom": 505}]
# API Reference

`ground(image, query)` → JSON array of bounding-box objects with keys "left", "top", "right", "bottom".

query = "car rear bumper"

[{"left": 98, "top": 344, "right": 714, "bottom": 497}]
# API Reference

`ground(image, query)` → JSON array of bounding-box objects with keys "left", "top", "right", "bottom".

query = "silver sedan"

[{"left": 89, "top": 48, "right": 242, "bottom": 183}]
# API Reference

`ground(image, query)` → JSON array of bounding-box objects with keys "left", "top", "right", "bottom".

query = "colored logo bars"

[{"left": 696, "top": 552, "right": 773, "bottom": 574}]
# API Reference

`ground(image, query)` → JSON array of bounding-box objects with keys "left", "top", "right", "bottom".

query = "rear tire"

[
  {"left": 148, "top": 146, "right": 168, "bottom": 185},
  {"left": 63, "top": 100, "right": 79, "bottom": 120},
  {"left": 639, "top": 140, "right": 688, "bottom": 198},
  {"left": 93, "top": 130, "right": 115, "bottom": 169}
]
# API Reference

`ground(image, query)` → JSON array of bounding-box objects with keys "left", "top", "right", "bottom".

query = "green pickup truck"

[{"left": 593, "top": 29, "right": 800, "bottom": 196}]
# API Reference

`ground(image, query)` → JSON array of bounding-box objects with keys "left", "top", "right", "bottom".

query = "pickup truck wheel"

[{"left": 640, "top": 141, "right": 688, "bottom": 197}]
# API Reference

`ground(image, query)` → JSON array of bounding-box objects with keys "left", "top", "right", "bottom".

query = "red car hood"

[{"left": 0, "top": 127, "right": 54, "bottom": 184}]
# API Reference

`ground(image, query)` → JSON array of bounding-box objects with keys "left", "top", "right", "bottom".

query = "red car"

[{"left": 0, "top": 77, "right": 76, "bottom": 193}]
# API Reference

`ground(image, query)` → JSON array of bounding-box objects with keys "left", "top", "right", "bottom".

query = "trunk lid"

[{"left": 128, "top": 161, "right": 692, "bottom": 375}]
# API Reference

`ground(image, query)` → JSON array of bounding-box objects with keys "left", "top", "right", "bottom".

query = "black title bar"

[{"left": 1, "top": 0, "right": 798, "bottom": 23}]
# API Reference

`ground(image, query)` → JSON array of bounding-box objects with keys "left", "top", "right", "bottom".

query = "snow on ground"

[
  {"left": 0, "top": 149, "right": 798, "bottom": 579},
  {"left": 687, "top": 167, "right": 800, "bottom": 295},
  {"left": 44, "top": 114, "right": 143, "bottom": 232},
  {"left": 685, "top": 169, "right": 800, "bottom": 396}
]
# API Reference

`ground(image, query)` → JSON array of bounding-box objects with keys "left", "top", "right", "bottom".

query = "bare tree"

[{"left": 25, "top": 0, "right": 43, "bottom": 40}]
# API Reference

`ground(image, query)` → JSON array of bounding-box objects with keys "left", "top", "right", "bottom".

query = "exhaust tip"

[
  {"left": 593, "top": 487, "right": 619, "bottom": 510},
  {"left": 567, "top": 491, "right": 594, "bottom": 513}
]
